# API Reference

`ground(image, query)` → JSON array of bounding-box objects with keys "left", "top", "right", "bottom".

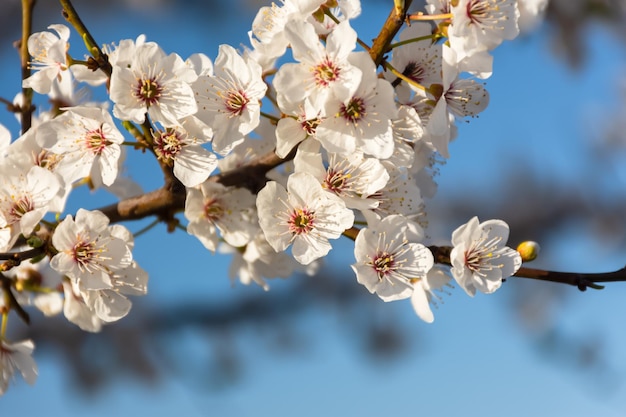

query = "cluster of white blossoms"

[{"left": 0, "top": 0, "right": 548, "bottom": 395}]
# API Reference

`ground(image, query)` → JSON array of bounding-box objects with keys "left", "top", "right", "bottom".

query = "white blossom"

[
  {"left": 151, "top": 120, "right": 217, "bottom": 187},
  {"left": 50, "top": 209, "right": 133, "bottom": 290},
  {"left": 410, "top": 265, "right": 452, "bottom": 323},
  {"left": 22, "top": 24, "right": 70, "bottom": 94},
  {"left": 294, "top": 139, "right": 389, "bottom": 210},
  {"left": 364, "top": 161, "right": 424, "bottom": 223},
  {"left": 4, "top": 256, "right": 64, "bottom": 317},
  {"left": 273, "top": 19, "right": 362, "bottom": 111},
  {"left": 450, "top": 216, "right": 522, "bottom": 296},
  {"left": 425, "top": 46, "right": 490, "bottom": 157},
  {"left": 275, "top": 99, "right": 323, "bottom": 159},
  {"left": 0, "top": 164, "right": 61, "bottom": 250},
  {"left": 307, "top": 0, "right": 362, "bottom": 35},
  {"left": 185, "top": 182, "right": 258, "bottom": 252},
  {"left": 517, "top": 0, "right": 549, "bottom": 33},
  {"left": 222, "top": 232, "right": 299, "bottom": 291},
  {"left": 257, "top": 172, "right": 355, "bottom": 265},
  {"left": 352, "top": 214, "right": 433, "bottom": 301},
  {"left": 249, "top": 0, "right": 327, "bottom": 67},
  {"left": 37, "top": 106, "right": 125, "bottom": 186},
  {"left": 449, "top": 0, "right": 520, "bottom": 58},
  {"left": 193, "top": 45, "right": 267, "bottom": 155},
  {"left": 0, "top": 339, "right": 38, "bottom": 396},
  {"left": 386, "top": 22, "right": 442, "bottom": 100},
  {"left": 316, "top": 52, "right": 398, "bottom": 158},
  {"left": 62, "top": 280, "right": 103, "bottom": 332},
  {"left": 110, "top": 42, "right": 198, "bottom": 126}
]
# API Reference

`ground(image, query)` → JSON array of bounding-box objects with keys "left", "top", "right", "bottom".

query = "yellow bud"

[{"left": 517, "top": 241, "right": 540, "bottom": 262}]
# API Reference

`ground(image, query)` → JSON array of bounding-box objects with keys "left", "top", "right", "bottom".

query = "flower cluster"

[{"left": 0, "top": 0, "right": 546, "bottom": 395}]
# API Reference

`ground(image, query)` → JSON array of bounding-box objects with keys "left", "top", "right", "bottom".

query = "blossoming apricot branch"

[{"left": 4, "top": 0, "right": 620, "bottom": 398}]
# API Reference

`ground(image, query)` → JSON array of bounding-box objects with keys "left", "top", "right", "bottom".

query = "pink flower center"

[
  {"left": 403, "top": 61, "right": 426, "bottom": 84},
  {"left": 467, "top": 0, "right": 490, "bottom": 25},
  {"left": 135, "top": 77, "right": 163, "bottom": 106},
  {"left": 313, "top": 57, "right": 341, "bottom": 87},
  {"left": 300, "top": 117, "right": 321, "bottom": 136},
  {"left": 153, "top": 130, "right": 183, "bottom": 165},
  {"left": 288, "top": 208, "right": 315, "bottom": 235},
  {"left": 203, "top": 198, "right": 224, "bottom": 222},
  {"left": 372, "top": 252, "right": 396, "bottom": 280},
  {"left": 463, "top": 236, "right": 503, "bottom": 274},
  {"left": 324, "top": 169, "right": 350, "bottom": 194},
  {"left": 34, "top": 149, "right": 61, "bottom": 170},
  {"left": 72, "top": 237, "right": 98, "bottom": 271},
  {"left": 9, "top": 195, "right": 34, "bottom": 223},
  {"left": 84, "top": 126, "right": 111, "bottom": 155},
  {"left": 340, "top": 97, "right": 366, "bottom": 124},
  {"left": 221, "top": 89, "right": 249, "bottom": 116}
]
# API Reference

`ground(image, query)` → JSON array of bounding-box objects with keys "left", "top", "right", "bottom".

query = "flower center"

[
  {"left": 467, "top": 0, "right": 487, "bottom": 23},
  {"left": 34, "top": 149, "right": 62, "bottom": 170},
  {"left": 72, "top": 237, "right": 99, "bottom": 272},
  {"left": 464, "top": 236, "right": 504, "bottom": 275},
  {"left": 220, "top": 89, "right": 249, "bottom": 116},
  {"left": 84, "top": 126, "right": 111, "bottom": 155},
  {"left": 313, "top": 58, "right": 341, "bottom": 87},
  {"left": 9, "top": 195, "right": 34, "bottom": 223},
  {"left": 288, "top": 208, "right": 315, "bottom": 235},
  {"left": 153, "top": 130, "right": 183, "bottom": 165},
  {"left": 372, "top": 251, "right": 396, "bottom": 280},
  {"left": 135, "top": 77, "right": 163, "bottom": 106},
  {"left": 324, "top": 169, "right": 351, "bottom": 194},
  {"left": 340, "top": 97, "right": 366, "bottom": 124},
  {"left": 203, "top": 198, "right": 224, "bottom": 222},
  {"left": 403, "top": 61, "right": 425, "bottom": 84},
  {"left": 465, "top": 0, "right": 508, "bottom": 28},
  {"left": 301, "top": 117, "right": 321, "bottom": 136}
]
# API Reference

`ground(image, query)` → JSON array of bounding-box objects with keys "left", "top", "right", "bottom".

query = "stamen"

[
  {"left": 84, "top": 125, "right": 111, "bottom": 155},
  {"left": 134, "top": 74, "right": 164, "bottom": 106},
  {"left": 288, "top": 207, "right": 315, "bottom": 235},
  {"left": 9, "top": 195, "right": 34, "bottom": 223},
  {"left": 312, "top": 57, "right": 341, "bottom": 87},
  {"left": 203, "top": 198, "right": 224, "bottom": 222},
  {"left": 340, "top": 97, "right": 366, "bottom": 124},
  {"left": 153, "top": 129, "right": 184, "bottom": 165}
]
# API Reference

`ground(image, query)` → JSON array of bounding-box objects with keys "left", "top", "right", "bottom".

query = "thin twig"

[
  {"left": 19, "top": 0, "right": 36, "bottom": 133},
  {"left": 0, "top": 246, "right": 46, "bottom": 262},
  {"left": 59, "top": 0, "right": 112, "bottom": 77},
  {"left": 0, "top": 273, "right": 30, "bottom": 325}
]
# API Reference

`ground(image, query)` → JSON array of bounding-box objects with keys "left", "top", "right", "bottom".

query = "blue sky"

[{"left": 2, "top": 1, "right": 626, "bottom": 416}]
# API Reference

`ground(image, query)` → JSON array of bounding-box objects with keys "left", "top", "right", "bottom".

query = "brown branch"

[
  {"left": 97, "top": 186, "right": 185, "bottom": 225},
  {"left": 369, "top": 0, "right": 412, "bottom": 67},
  {"left": 0, "top": 273, "right": 30, "bottom": 325},
  {"left": 97, "top": 147, "right": 295, "bottom": 224},
  {"left": 0, "top": 246, "right": 46, "bottom": 262},
  {"left": 18, "top": 0, "right": 36, "bottom": 133},
  {"left": 212, "top": 147, "right": 295, "bottom": 192},
  {"left": 512, "top": 266, "right": 626, "bottom": 291}
]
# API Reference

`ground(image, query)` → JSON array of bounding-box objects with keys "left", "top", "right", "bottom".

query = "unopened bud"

[{"left": 517, "top": 241, "right": 540, "bottom": 262}]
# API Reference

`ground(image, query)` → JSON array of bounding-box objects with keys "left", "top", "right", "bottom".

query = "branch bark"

[{"left": 18, "top": 0, "right": 36, "bottom": 132}]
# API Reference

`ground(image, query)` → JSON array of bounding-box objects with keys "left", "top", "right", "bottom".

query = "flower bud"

[{"left": 516, "top": 241, "right": 540, "bottom": 262}]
